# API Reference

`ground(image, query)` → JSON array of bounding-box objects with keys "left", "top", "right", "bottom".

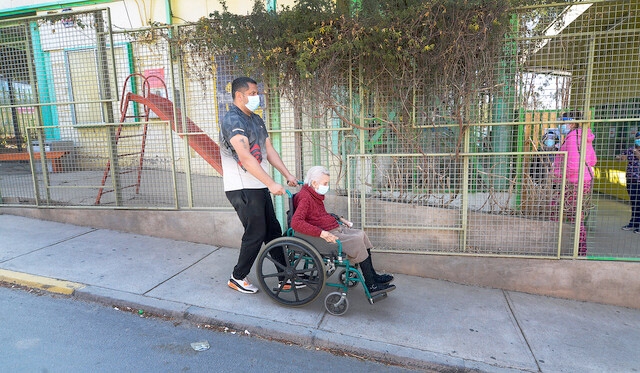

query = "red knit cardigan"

[{"left": 290, "top": 184, "right": 339, "bottom": 237}]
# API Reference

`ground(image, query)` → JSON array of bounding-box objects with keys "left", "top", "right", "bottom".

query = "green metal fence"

[{"left": 1, "top": 2, "right": 639, "bottom": 260}]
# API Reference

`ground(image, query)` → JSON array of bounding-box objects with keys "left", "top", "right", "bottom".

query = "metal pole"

[
  {"left": 7, "top": 78, "right": 23, "bottom": 151},
  {"left": 266, "top": 72, "right": 286, "bottom": 227},
  {"left": 358, "top": 58, "right": 366, "bottom": 227},
  {"left": 168, "top": 25, "right": 193, "bottom": 208},
  {"left": 25, "top": 21, "right": 50, "bottom": 204},
  {"left": 460, "top": 129, "right": 471, "bottom": 252},
  {"left": 573, "top": 34, "right": 597, "bottom": 257}
]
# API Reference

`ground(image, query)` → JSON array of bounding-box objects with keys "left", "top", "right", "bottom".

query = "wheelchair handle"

[{"left": 285, "top": 180, "right": 304, "bottom": 198}]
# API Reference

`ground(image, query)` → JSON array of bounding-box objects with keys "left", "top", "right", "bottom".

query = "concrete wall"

[
  {"left": 326, "top": 196, "right": 571, "bottom": 255},
  {"left": 2, "top": 205, "right": 638, "bottom": 310}
]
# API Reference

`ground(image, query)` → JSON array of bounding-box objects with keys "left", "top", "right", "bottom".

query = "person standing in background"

[
  {"left": 529, "top": 130, "right": 559, "bottom": 184},
  {"left": 552, "top": 112, "right": 598, "bottom": 256},
  {"left": 617, "top": 132, "right": 640, "bottom": 234}
]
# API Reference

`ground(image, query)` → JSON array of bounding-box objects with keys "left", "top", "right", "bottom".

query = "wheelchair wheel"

[
  {"left": 339, "top": 269, "right": 359, "bottom": 288},
  {"left": 256, "top": 237, "right": 326, "bottom": 307},
  {"left": 324, "top": 292, "right": 349, "bottom": 316}
]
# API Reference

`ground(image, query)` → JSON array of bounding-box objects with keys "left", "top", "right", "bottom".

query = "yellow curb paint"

[{"left": 0, "top": 269, "right": 85, "bottom": 295}]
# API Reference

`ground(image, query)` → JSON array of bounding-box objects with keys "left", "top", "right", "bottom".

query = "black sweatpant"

[
  {"left": 627, "top": 180, "right": 640, "bottom": 227},
  {"left": 226, "top": 188, "right": 284, "bottom": 279}
]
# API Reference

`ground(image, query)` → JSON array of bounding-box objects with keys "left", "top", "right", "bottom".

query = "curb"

[
  {"left": 1, "top": 273, "right": 523, "bottom": 372},
  {"left": 73, "top": 285, "right": 514, "bottom": 373},
  {"left": 0, "top": 269, "right": 85, "bottom": 295}
]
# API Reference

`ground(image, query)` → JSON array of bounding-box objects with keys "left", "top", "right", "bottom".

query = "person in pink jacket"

[{"left": 552, "top": 113, "right": 598, "bottom": 255}]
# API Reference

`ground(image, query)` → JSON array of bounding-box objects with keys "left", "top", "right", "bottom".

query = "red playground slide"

[{"left": 125, "top": 92, "right": 223, "bottom": 174}]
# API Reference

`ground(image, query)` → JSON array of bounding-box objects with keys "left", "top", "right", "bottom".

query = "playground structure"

[{"left": 95, "top": 73, "right": 223, "bottom": 204}]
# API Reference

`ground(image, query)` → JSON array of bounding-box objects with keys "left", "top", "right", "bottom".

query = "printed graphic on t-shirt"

[{"left": 236, "top": 143, "right": 263, "bottom": 170}]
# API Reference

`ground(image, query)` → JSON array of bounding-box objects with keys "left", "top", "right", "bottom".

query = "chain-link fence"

[{"left": 1, "top": 2, "right": 639, "bottom": 260}]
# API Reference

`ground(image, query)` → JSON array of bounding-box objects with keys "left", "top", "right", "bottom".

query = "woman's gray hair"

[{"left": 304, "top": 166, "right": 330, "bottom": 186}]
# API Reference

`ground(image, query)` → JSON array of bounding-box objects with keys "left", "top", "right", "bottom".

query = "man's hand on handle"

[
  {"left": 268, "top": 182, "right": 286, "bottom": 195},
  {"left": 285, "top": 174, "right": 298, "bottom": 187},
  {"left": 268, "top": 175, "right": 299, "bottom": 195}
]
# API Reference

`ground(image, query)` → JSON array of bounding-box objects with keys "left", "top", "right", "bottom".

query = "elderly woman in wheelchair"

[{"left": 254, "top": 166, "right": 395, "bottom": 315}]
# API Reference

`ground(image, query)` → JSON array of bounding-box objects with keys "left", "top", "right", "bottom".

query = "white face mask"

[
  {"left": 246, "top": 94, "right": 260, "bottom": 112},
  {"left": 544, "top": 139, "right": 555, "bottom": 148},
  {"left": 560, "top": 124, "right": 570, "bottom": 135},
  {"left": 315, "top": 184, "right": 329, "bottom": 195}
]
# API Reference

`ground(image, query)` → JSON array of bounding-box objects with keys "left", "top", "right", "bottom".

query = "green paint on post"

[
  {"left": 267, "top": 0, "right": 277, "bottom": 12},
  {"left": 491, "top": 14, "right": 518, "bottom": 191},
  {"left": 125, "top": 43, "right": 140, "bottom": 120},
  {"left": 266, "top": 74, "right": 286, "bottom": 229},
  {"left": 30, "top": 21, "right": 59, "bottom": 140},
  {"left": 0, "top": 0, "right": 115, "bottom": 18}
]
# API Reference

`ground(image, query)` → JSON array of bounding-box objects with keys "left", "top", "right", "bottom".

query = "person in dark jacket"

[
  {"left": 617, "top": 132, "right": 640, "bottom": 234},
  {"left": 529, "top": 131, "right": 559, "bottom": 184},
  {"left": 291, "top": 166, "right": 395, "bottom": 295}
]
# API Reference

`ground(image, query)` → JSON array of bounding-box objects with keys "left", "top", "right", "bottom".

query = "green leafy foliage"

[
  {"left": 171, "top": 0, "right": 547, "bottom": 138},
  {"left": 178, "top": 0, "right": 514, "bottom": 80}
]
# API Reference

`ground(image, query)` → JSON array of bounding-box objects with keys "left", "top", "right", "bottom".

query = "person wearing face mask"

[
  {"left": 552, "top": 112, "right": 598, "bottom": 256},
  {"left": 220, "top": 77, "right": 298, "bottom": 294},
  {"left": 617, "top": 132, "right": 640, "bottom": 234},
  {"left": 529, "top": 131, "right": 558, "bottom": 184},
  {"left": 290, "top": 166, "right": 395, "bottom": 295},
  {"left": 543, "top": 132, "right": 559, "bottom": 151}
]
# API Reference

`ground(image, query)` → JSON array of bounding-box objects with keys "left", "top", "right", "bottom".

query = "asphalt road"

[{"left": 0, "top": 284, "right": 424, "bottom": 373}]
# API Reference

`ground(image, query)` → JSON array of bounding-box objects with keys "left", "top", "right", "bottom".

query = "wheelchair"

[{"left": 255, "top": 190, "right": 390, "bottom": 316}]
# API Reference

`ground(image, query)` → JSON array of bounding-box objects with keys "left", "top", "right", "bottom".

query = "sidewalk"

[{"left": 1, "top": 214, "right": 638, "bottom": 372}]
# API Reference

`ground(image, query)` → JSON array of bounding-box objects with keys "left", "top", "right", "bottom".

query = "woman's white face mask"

[{"left": 315, "top": 184, "right": 329, "bottom": 195}]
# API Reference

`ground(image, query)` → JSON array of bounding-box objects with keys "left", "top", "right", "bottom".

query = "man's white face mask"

[{"left": 246, "top": 94, "right": 260, "bottom": 112}]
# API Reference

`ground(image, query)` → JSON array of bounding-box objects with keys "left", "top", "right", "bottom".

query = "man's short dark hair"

[{"left": 231, "top": 77, "right": 257, "bottom": 100}]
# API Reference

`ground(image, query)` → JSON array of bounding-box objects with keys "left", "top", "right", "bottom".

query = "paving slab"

[
  {"left": 320, "top": 276, "right": 538, "bottom": 372},
  {"left": 0, "top": 214, "right": 94, "bottom": 261},
  {"left": 1, "top": 229, "right": 215, "bottom": 294},
  {"left": 506, "top": 291, "right": 640, "bottom": 373},
  {"left": 146, "top": 247, "right": 328, "bottom": 328}
]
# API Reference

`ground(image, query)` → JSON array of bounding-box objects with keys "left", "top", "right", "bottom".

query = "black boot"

[
  {"left": 367, "top": 249, "right": 394, "bottom": 285},
  {"left": 359, "top": 256, "right": 395, "bottom": 295}
]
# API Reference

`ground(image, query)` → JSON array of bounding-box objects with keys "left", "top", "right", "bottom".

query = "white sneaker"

[
  {"left": 274, "top": 278, "right": 307, "bottom": 291},
  {"left": 228, "top": 276, "right": 259, "bottom": 294}
]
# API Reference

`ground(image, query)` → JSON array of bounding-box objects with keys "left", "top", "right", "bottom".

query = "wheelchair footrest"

[{"left": 368, "top": 292, "right": 388, "bottom": 304}]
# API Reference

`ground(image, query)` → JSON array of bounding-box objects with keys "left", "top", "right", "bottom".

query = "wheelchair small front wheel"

[
  {"left": 256, "top": 237, "right": 326, "bottom": 307},
  {"left": 324, "top": 292, "right": 349, "bottom": 316}
]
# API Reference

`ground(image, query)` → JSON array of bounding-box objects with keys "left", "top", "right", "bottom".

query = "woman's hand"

[
  {"left": 320, "top": 230, "right": 338, "bottom": 243},
  {"left": 339, "top": 217, "right": 353, "bottom": 228}
]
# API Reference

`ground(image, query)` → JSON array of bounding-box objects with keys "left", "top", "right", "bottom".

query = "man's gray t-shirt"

[{"left": 219, "top": 104, "right": 270, "bottom": 191}]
